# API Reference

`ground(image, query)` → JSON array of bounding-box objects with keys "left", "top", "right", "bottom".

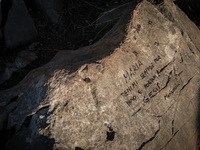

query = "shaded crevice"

[
  {"left": 172, "top": 120, "right": 174, "bottom": 135},
  {"left": 7, "top": 96, "right": 18, "bottom": 105},
  {"left": 188, "top": 45, "right": 195, "bottom": 54},
  {"left": 29, "top": 104, "right": 50, "bottom": 117},
  {"left": 157, "top": 61, "right": 173, "bottom": 75},
  {"left": 83, "top": 77, "right": 91, "bottom": 83},
  {"left": 136, "top": 120, "right": 160, "bottom": 150},
  {"left": 18, "top": 104, "right": 49, "bottom": 131},
  {"left": 174, "top": 70, "right": 183, "bottom": 77},
  {"left": 64, "top": 100, "right": 69, "bottom": 107},
  {"left": 160, "top": 130, "right": 179, "bottom": 150},
  {"left": 106, "top": 126, "right": 115, "bottom": 142},
  {"left": 152, "top": 99, "right": 178, "bottom": 118},
  {"left": 152, "top": 114, "right": 162, "bottom": 118},
  {"left": 75, "top": 147, "right": 84, "bottom": 150},
  {"left": 179, "top": 53, "right": 183, "bottom": 63},
  {"left": 150, "top": 71, "right": 172, "bottom": 99},
  {"left": 132, "top": 107, "right": 142, "bottom": 116},
  {"left": 159, "top": 71, "right": 172, "bottom": 92},
  {"left": 22, "top": 115, "right": 32, "bottom": 128},
  {"left": 81, "top": 65, "right": 88, "bottom": 72},
  {"left": 180, "top": 76, "right": 194, "bottom": 92}
]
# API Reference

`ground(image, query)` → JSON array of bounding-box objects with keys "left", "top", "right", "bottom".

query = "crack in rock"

[
  {"left": 150, "top": 71, "right": 172, "bottom": 99},
  {"left": 172, "top": 120, "right": 175, "bottom": 135},
  {"left": 159, "top": 130, "right": 179, "bottom": 150},
  {"left": 180, "top": 76, "right": 195, "bottom": 92},
  {"left": 157, "top": 61, "right": 173, "bottom": 75},
  {"left": 132, "top": 107, "right": 142, "bottom": 116},
  {"left": 136, "top": 120, "right": 160, "bottom": 150},
  {"left": 18, "top": 104, "right": 50, "bottom": 132}
]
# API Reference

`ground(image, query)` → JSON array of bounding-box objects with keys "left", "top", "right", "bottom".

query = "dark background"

[{"left": 0, "top": 0, "right": 199, "bottom": 90}]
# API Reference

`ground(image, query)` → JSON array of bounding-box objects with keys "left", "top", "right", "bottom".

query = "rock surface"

[
  {"left": 4, "top": 0, "right": 37, "bottom": 49},
  {"left": 0, "top": 0, "right": 200, "bottom": 149}
]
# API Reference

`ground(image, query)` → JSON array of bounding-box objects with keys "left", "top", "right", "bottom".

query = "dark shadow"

[
  {"left": 106, "top": 126, "right": 115, "bottom": 141},
  {"left": 0, "top": 107, "right": 55, "bottom": 150},
  {"left": 0, "top": 87, "right": 56, "bottom": 150},
  {"left": 46, "top": 1, "right": 136, "bottom": 76},
  {"left": 197, "top": 87, "right": 200, "bottom": 149},
  {"left": 75, "top": 147, "right": 84, "bottom": 150},
  {"left": 174, "top": 0, "right": 200, "bottom": 27},
  {"left": 0, "top": 0, "right": 12, "bottom": 51}
]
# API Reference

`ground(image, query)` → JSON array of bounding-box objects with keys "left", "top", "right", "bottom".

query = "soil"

[{"left": 0, "top": 0, "right": 199, "bottom": 90}]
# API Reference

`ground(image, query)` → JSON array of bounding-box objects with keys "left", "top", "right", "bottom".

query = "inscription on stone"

[
  {"left": 120, "top": 80, "right": 138, "bottom": 97},
  {"left": 126, "top": 95, "right": 137, "bottom": 106},
  {"left": 119, "top": 55, "right": 181, "bottom": 106},
  {"left": 123, "top": 60, "right": 143, "bottom": 83},
  {"left": 143, "top": 83, "right": 160, "bottom": 103},
  {"left": 144, "top": 74, "right": 157, "bottom": 88},
  {"left": 164, "top": 83, "right": 180, "bottom": 99},
  {"left": 140, "top": 63, "right": 154, "bottom": 79},
  {"left": 140, "top": 55, "right": 161, "bottom": 79}
]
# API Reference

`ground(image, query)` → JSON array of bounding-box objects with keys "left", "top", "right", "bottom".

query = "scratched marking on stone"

[{"left": 119, "top": 55, "right": 178, "bottom": 106}]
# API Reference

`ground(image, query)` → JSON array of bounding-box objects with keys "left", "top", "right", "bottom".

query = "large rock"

[
  {"left": 4, "top": 0, "right": 37, "bottom": 49},
  {"left": 0, "top": 0, "right": 200, "bottom": 149}
]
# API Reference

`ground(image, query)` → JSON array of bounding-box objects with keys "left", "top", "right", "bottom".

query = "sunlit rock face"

[{"left": 0, "top": 0, "right": 200, "bottom": 149}]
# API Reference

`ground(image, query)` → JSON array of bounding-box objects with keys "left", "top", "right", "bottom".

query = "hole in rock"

[
  {"left": 75, "top": 147, "right": 84, "bottom": 150},
  {"left": 83, "top": 78, "right": 91, "bottom": 83},
  {"left": 148, "top": 20, "right": 152, "bottom": 25},
  {"left": 154, "top": 41, "right": 159, "bottom": 46},
  {"left": 23, "top": 115, "right": 32, "bottom": 127},
  {"left": 106, "top": 127, "right": 115, "bottom": 141},
  {"left": 136, "top": 24, "right": 141, "bottom": 33},
  {"left": 8, "top": 96, "right": 18, "bottom": 104}
]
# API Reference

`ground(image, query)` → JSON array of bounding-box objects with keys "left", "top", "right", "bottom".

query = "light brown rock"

[{"left": 0, "top": 0, "right": 200, "bottom": 149}]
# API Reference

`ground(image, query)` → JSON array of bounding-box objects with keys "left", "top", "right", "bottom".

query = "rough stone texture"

[
  {"left": 4, "top": 0, "right": 37, "bottom": 49},
  {"left": 0, "top": 0, "right": 200, "bottom": 149}
]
